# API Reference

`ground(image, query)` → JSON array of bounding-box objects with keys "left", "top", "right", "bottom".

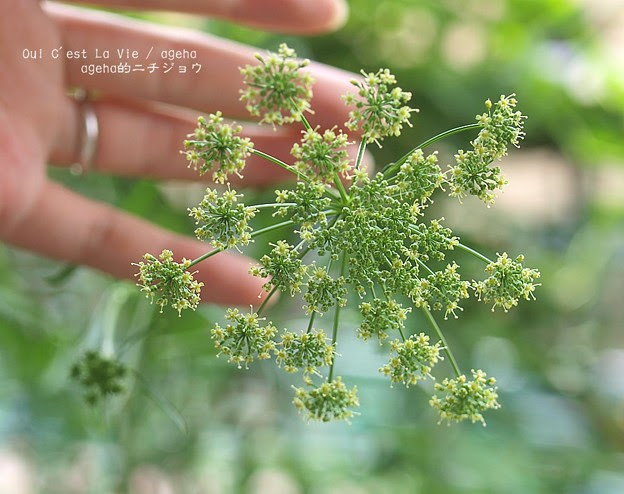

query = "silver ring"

[{"left": 71, "top": 89, "right": 99, "bottom": 175}]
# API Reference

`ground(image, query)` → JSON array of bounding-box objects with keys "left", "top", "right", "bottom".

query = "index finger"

[
  {"left": 63, "top": 0, "right": 348, "bottom": 35},
  {"left": 46, "top": 3, "right": 356, "bottom": 131}
]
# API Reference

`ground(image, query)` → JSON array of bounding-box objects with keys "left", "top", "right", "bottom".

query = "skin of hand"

[{"left": 0, "top": 0, "right": 355, "bottom": 307}]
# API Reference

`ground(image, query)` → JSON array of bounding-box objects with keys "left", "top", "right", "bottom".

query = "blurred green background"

[{"left": 2, "top": 0, "right": 624, "bottom": 492}]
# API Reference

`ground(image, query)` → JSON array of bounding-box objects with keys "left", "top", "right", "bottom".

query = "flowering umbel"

[
  {"left": 134, "top": 250, "right": 203, "bottom": 315},
  {"left": 71, "top": 351, "right": 126, "bottom": 405},
  {"left": 183, "top": 112, "right": 253, "bottom": 184},
  {"left": 430, "top": 369, "right": 500, "bottom": 425},
  {"left": 132, "top": 44, "right": 540, "bottom": 425},
  {"left": 240, "top": 43, "right": 314, "bottom": 126}
]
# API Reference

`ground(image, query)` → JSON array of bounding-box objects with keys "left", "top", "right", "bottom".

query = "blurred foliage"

[{"left": 1, "top": 0, "right": 624, "bottom": 492}]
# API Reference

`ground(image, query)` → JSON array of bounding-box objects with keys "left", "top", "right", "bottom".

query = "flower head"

[
  {"left": 430, "top": 369, "right": 500, "bottom": 425},
  {"left": 240, "top": 43, "right": 314, "bottom": 126},
  {"left": 380, "top": 333, "right": 443, "bottom": 387},
  {"left": 250, "top": 241, "right": 308, "bottom": 296},
  {"left": 134, "top": 250, "right": 203, "bottom": 315},
  {"left": 293, "top": 377, "right": 359, "bottom": 422},
  {"left": 358, "top": 298, "right": 411, "bottom": 342},
  {"left": 275, "top": 329, "right": 335, "bottom": 376},
  {"left": 70, "top": 351, "right": 126, "bottom": 405},
  {"left": 473, "top": 253, "right": 541, "bottom": 311},
  {"left": 291, "top": 126, "right": 352, "bottom": 182},
  {"left": 448, "top": 94, "right": 526, "bottom": 205},
  {"left": 211, "top": 309, "right": 277, "bottom": 368},
  {"left": 183, "top": 112, "right": 253, "bottom": 184},
  {"left": 189, "top": 187, "right": 257, "bottom": 250},
  {"left": 343, "top": 69, "right": 418, "bottom": 146},
  {"left": 303, "top": 266, "right": 347, "bottom": 315},
  {"left": 395, "top": 150, "right": 444, "bottom": 203},
  {"left": 415, "top": 262, "right": 470, "bottom": 319}
]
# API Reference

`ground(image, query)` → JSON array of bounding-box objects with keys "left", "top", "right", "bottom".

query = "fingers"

[
  {"left": 61, "top": 0, "right": 348, "bottom": 35},
  {"left": 50, "top": 97, "right": 369, "bottom": 185},
  {"left": 45, "top": 3, "right": 356, "bottom": 129},
  {"left": 3, "top": 180, "right": 268, "bottom": 307}
]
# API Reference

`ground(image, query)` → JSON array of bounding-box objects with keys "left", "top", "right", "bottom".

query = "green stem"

[
  {"left": 251, "top": 149, "right": 311, "bottom": 183},
  {"left": 382, "top": 123, "right": 480, "bottom": 178},
  {"left": 455, "top": 242, "right": 494, "bottom": 264},
  {"left": 422, "top": 307, "right": 461, "bottom": 378},
  {"left": 306, "top": 311, "right": 317, "bottom": 334},
  {"left": 188, "top": 247, "right": 222, "bottom": 268},
  {"left": 253, "top": 202, "right": 296, "bottom": 209},
  {"left": 299, "top": 110, "right": 313, "bottom": 131},
  {"left": 354, "top": 140, "right": 367, "bottom": 171},
  {"left": 257, "top": 285, "right": 278, "bottom": 316},
  {"left": 327, "top": 253, "right": 348, "bottom": 382},
  {"left": 415, "top": 257, "right": 435, "bottom": 276},
  {"left": 333, "top": 173, "right": 350, "bottom": 205}
]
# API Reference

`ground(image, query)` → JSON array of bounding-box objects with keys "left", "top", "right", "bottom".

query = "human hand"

[{"left": 0, "top": 0, "right": 353, "bottom": 306}]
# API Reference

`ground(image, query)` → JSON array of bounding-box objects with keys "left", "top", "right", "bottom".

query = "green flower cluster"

[
  {"left": 430, "top": 369, "right": 500, "bottom": 426},
  {"left": 70, "top": 351, "right": 126, "bottom": 405},
  {"left": 240, "top": 43, "right": 314, "bottom": 126},
  {"left": 303, "top": 266, "right": 347, "bottom": 315},
  {"left": 291, "top": 126, "right": 352, "bottom": 182},
  {"left": 134, "top": 250, "right": 203, "bottom": 315},
  {"left": 133, "top": 44, "right": 540, "bottom": 426},
  {"left": 415, "top": 262, "right": 470, "bottom": 319},
  {"left": 211, "top": 309, "right": 277, "bottom": 368},
  {"left": 189, "top": 188, "right": 257, "bottom": 250},
  {"left": 293, "top": 377, "right": 359, "bottom": 422},
  {"left": 343, "top": 68, "right": 417, "bottom": 146},
  {"left": 358, "top": 298, "right": 411, "bottom": 342},
  {"left": 183, "top": 112, "right": 253, "bottom": 184},
  {"left": 395, "top": 150, "right": 444, "bottom": 204},
  {"left": 274, "top": 181, "right": 331, "bottom": 241},
  {"left": 474, "top": 253, "right": 541, "bottom": 311},
  {"left": 275, "top": 329, "right": 335, "bottom": 377},
  {"left": 250, "top": 241, "right": 307, "bottom": 296},
  {"left": 380, "top": 333, "right": 443, "bottom": 387},
  {"left": 449, "top": 94, "right": 526, "bottom": 205}
]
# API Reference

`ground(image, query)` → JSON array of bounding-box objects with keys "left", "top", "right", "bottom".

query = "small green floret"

[
  {"left": 448, "top": 94, "right": 526, "bottom": 205},
  {"left": 275, "top": 329, "right": 335, "bottom": 376},
  {"left": 183, "top": 112, "right": 253, "bottom": 184},
  {"left": 430, "top": 369, "right": 500, "bottom": 426},
  {"left": 396, "top": 150, "right": 444, "bottom": 203},
  {"left": 358, "top": 298, "right": 411, "bottom": 342},
  {"left": 211, "top": 309, "right": 277, "bottom": 369},
  {"left": 240, "top": 43, "right": 314, "bottom": 126},
  {"left": 473, "top": 253, "right": 541, "bottom": 311},
  {"left": 291, "top": 126, "right": 352, "bottom": 182},
  {"left": 293, "top": 377, "right": 359, "bottom": 422},
  {"left": 303, "top": 266, "right": 347, "bottom": 315},
  {"left": 250, "top": 241, "right": 307, "bottom": 296},
  {"left": 380, "top": 333, "right": 443, "bottom": 387},
  {"left": 343, "top": 68, "right": 417, "bottom": 146},
  {"left": 189, "top": 188, "right": 257, "bottom": 250},
  {"left": 71, "top": 351, "right": 126, "bottom": 405},
  {"left": 134, "top": 250, "right": 203, "bottom": 315},
  {"left": 415, "top": 262, "right": 470, "bottom": 319}
]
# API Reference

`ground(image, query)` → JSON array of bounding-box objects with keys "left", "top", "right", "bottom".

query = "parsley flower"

[
  {"left": 430, "top": 369, "right": 500, "bottom": 426},
  {"left": 71, "top": 351, "right": 126, "bottom": 405},
  {"left": 275, "top": 329, "right": 335, "bottom": 376},
  {"left": 303, "top": 266, "right": 348, "bottom": 315},
  {"left": 291, "top": 126, "right": 352, "bottom": 182},
  {"left": 249, "top": 241, "right": 308, "bottom": 296},
  {"left": 134, "top": 250, "right": 203, "bottom": 315},
  {"left": 380, "top": 333, "right": 443, "bottom": 387},
  {"left": 448, "top": 94, "right": 526, "bottom": 205},
  {"left": 211, "top": 309, "right": 277, "bottom": 369},
  {"left": 183, "top": 112, "right": 253, "bottom": 184},
  {"left": 473, "top": 253, "right": 541, "bottom": 311},
  {"left": 395, "top": 150, "right": 444, "bottom": 203},
  {"left": 189, "top": 187, "right": 257, "bottom": 250},
  {"left": 358, "top": 298, "right": 411, "bottom": 342},
  {"left": 415, "top": 262, "right": 470, "bottom": 319},
  {"left": 293, "top": 377, "right": 359, "bottom": 422},
  {"left": 343, "top": 68, "right": 418, "bottom": 146},
  {"left": 240, "top": 43, "right": 314, "bottom": 126}
]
